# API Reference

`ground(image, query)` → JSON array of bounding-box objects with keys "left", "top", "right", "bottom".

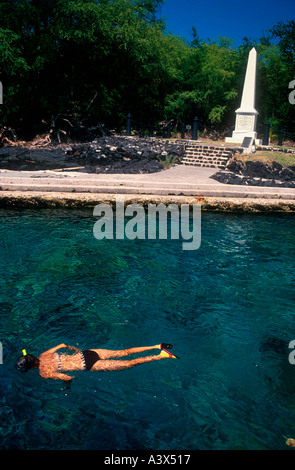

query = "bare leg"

[
  {"left": 91, "top": 353, "right": 166, "bottom": 371},
  {"left": 90, "top": 344, "right": 160, "bottom": 360}
]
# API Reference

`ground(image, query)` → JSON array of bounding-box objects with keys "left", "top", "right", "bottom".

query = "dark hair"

[{"left": 15, "top": 354, "right": 39, "bottom": 372}]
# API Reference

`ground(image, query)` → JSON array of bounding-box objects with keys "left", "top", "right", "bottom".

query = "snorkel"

[{"left": 15, "top": 349, "right": 39, "bottom": 372}]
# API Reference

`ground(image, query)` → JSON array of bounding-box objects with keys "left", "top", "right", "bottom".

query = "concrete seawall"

[
  {"left": 0, "top": 165, "right": 295, "bottom": 212},
  {"left": 1, "top": 191, "right": 295, "bottom": 213}
]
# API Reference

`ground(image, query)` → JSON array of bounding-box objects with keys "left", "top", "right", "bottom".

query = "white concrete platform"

[{"left": 0, "top": 165, "right": 295, "bottom": 199}]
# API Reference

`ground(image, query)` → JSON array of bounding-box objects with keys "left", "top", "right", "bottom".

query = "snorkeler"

[{"left": 15, "top": 343, "right": 179, "bottom": 381}]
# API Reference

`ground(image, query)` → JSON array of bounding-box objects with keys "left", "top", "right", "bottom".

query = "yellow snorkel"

[{"left": 22, "top": 349, "right": 27, "bottom": 356}]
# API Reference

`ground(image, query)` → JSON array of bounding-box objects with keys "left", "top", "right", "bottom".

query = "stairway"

[{"left": 181, "top": 143, "right": 237, "bottom": 169}]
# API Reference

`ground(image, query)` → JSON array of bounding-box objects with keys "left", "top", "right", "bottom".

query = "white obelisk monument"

[{"left": 226, "top": 47, "right": 261, "bottom": 144}]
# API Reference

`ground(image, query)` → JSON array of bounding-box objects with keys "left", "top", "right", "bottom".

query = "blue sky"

[{"left": 160, "top": 0, "right": 294, "bottom": 46}]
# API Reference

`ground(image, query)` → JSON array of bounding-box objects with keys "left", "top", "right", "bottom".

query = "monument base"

[
  {"left": 225, "top": 135, "right": 262, "bottom": 145},
  {"left": 226, "top": 111, "right": 261, "bottom": 145}
]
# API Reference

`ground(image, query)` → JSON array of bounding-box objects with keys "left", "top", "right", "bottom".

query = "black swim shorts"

[{"left": 81, "top": 350, "right": 100, "bottom": 371}]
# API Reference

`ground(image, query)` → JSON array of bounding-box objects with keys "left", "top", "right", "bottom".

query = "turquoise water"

[{"left": 1, "top": 208, "right": 295, "bottom": 450}]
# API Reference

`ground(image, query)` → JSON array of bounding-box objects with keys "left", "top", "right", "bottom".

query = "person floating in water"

[{"left": 15, "top": 343, "right": 179, "bottom": 381}]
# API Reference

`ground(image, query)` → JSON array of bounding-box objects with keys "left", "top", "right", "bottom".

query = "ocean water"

[{"left": 1, "top": 207, "right": 295, "bottom": 450}]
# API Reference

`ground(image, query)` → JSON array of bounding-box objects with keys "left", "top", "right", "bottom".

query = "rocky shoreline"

[
  {"left": 1, "top": 136, "right": 295, "bottom": 189},
  {"left": 213, "top": 157, "right": 295, "bottom": 188},
  {"left": 1, "top": 136, "right": 295, "bottom": 213},
  {"left": 0, "top": 135, "right": 186, "bottom": 173}
]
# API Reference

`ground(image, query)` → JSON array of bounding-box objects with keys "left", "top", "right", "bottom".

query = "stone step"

[
  {"left": 184, "top": 150, "right": 232, "bottom": 155},
  {"left": 181, "top": 144, "right": 232, "bottom": 167},
  {"left": 181, "top": 157, "right": 228, "bottom": 168},
  {"left": 182, "top": 159, "right": 227, "bottom": 163},
  {"left": 182, "top": 156, "right": 229, "bottom": 162},
  {"left": 184, "top": 161, "right": 228, "bottom": 166},
  {"left": 2, "top": 181, "right": 295, "bottom": 199},
  {"left": 182, "top": 163, "right": 226, "bottom": 168},
  {"left": 185, "top": 144, "right": 235, "bottom": 150},
  {"left": 182, "top": 158, "right": 227, "bottom": 163},
  {"left": 184, "top": 154, "right": 231, "bottom": 159},
  {"left": 185, "top": 153, "right": 232, "bottom": 157},
  {"left": 0, "top": 176, "right": 214, "bottom": 189},
  {"left": 186, "top": 146, "right": 232, "bottom": 150}
]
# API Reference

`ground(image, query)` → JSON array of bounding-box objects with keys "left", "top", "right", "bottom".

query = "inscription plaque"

[
  {"left": 236, "top": 114, "right": 253, "bottom": 130},
  {"left": 241, "top": 137, "right": 253, "bottom": 148}
]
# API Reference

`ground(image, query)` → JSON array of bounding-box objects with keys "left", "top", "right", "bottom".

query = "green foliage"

[
  {"left": 164, "top": 37, "right": 240, "bottom": 127},
  {"left": 0, "top": 1, "right": 294, "bottom": 139},
  {"left": 0, "top": 29, "right": 28, "bottom": 75},
  {"left": 257, "top": 43, "right": 290, "bottom": 129},
  {"left": 156, "top": 153, "right": 178, "bottom": 169},
  {"left": 270, "top": 20, "right": 295, "bottom": 69}
]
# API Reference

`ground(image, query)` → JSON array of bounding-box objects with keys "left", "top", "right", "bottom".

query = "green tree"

[
  {"left": 267, "top": 20, "right": 295, "bottom": 135},
  {"left": 0, "top": 0, "right": 171, "bottom": 135},
  {"left": 164, "top": 35, "right": 240, "bottom": 130},
  {"left": 0, "top": 2, "right": 294, "bottom": 141},
  {"left": 270, "top": 20, "right": 295, "bottom": 71}
]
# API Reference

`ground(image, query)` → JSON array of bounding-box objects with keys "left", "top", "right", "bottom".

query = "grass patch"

[{"left": 238, "top": 151, "right": 295, "bottom": 167}]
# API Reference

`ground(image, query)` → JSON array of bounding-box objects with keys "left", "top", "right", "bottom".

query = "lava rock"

[
  {"left": 0, "top": 136, "right": 186, "bottom": 173},
  {"left": 213, "top": 157, "right": 295, "bottom": 188}
]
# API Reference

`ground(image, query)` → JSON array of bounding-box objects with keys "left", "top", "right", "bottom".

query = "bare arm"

[
  {"left": 39, "top": 370, "right": 74, "bottom": 381},
  {"left": 42, "top": 343, "right": 76, "bottom": 355}
]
